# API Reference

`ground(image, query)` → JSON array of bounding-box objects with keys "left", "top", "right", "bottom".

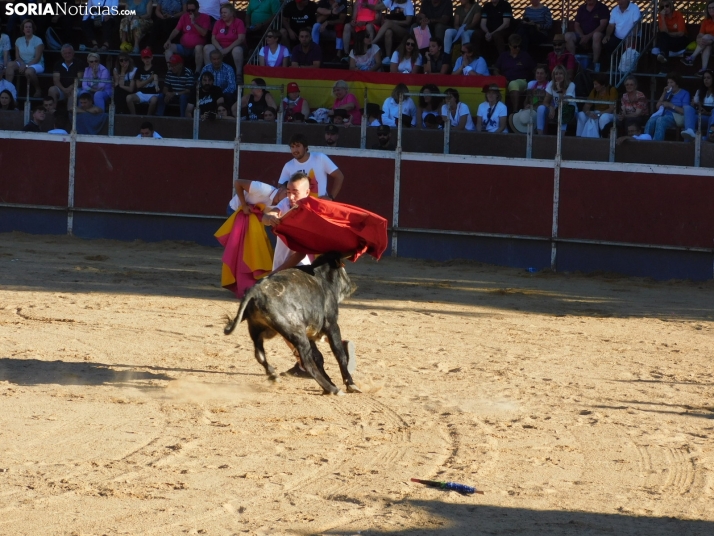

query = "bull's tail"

[{"left": 223, "top": 290, "right": 255, "bottom": 335}]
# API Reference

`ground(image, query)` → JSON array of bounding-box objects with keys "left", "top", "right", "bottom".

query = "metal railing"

[{"left": 609, "top": 0, "right": 658, "bottom": 88}]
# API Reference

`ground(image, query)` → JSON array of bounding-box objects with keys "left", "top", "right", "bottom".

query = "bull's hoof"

[
  {"left": 268, "top": 373, "right": 281, "bottom": 382},
  {"left": 345, "top": 383, "right": 362, "bottom": 393}
]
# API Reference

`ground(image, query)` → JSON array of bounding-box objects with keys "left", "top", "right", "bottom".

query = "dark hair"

[
  {"left": 418, "top": 83, "right": 442, "bottom": 110},
  {"left": 22, "top": 18, "right": 37, "bottom": 33},
  {"left": 444, "top": 87, "right": 460, "bottom": 103},
  {"left": 698, "top": 69, "right": 714, "bottom": 98},
  {"left": 666, "top": 71, "right": 683, "bottom": 87},
  {"left": 78, "top": 93, "right": 93, "bottom": 102},
  {"left": 298, "top": 26, "right": 312, "bottom": 35},
  {"left": 289, "top": 133, "right": 308, "bottom": 147},
  {"left": 594, "top": 73, "right": 609, "bottom": 88},
  {"left": 251, "top": 78, "right": 267, "bottom": 89},
  {"left": 186, "top": 0, "right": 199, "bottom": 8},
  {"left": 289, "top": 171, "right": 310, "bottom": 184},
  {"left": 54, "top": 112, "right": 70, "bottom": 132},
  {"left": 140, "top": 121, "right": 154, "bottom": 131},
  {"left": 32, "top": 103, "right": 46, "bottom": 113},
  {"left": 352, "top": 35, "right": 368, "bottom": 57},
  {"left": 461, "top": 42, "right": 477, "bottom": 57},
  {"left": 707, "top": 0, "right": 714, "bottom": 21},
  {"left": 429, "top": 36, "right": 443, "bottom": 49},
  {"left": 263, "top": 106, "right": 277, "bottom": 117},
  {"left": 0, "top": 89, "right": 17, "bottom": 110},
  {"left": 366, "top": 102, "right": 381, "bottom": 118}
]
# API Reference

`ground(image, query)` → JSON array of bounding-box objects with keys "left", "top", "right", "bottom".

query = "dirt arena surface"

[{"left": 0, "top": 231, "right": 713, "bottom": 536}]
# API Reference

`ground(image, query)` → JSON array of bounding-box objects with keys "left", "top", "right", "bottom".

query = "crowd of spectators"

[{"left": 0, "top": 0, "right": 713, "bottom": 142}]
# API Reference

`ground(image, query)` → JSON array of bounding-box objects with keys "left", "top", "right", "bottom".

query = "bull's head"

[{"left": 311, "top": 251, "right": 356, "bottom": 303}]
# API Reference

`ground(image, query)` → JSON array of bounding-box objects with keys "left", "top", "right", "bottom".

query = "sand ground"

[{"left": 0, "top": 231, "right": 713, "bottom": 536}]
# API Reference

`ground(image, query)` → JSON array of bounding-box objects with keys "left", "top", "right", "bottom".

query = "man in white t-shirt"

[
  {"left": 602, "top": 0, "right": 640, "bottom": 70},
  {"left": 278, "top": 133, "right": 345, "bottom": 199}
]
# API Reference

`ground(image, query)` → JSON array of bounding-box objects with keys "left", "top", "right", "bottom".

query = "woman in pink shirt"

[
  {"left": 163, "top": 0, "right": 210, "bottom": 72},
  {"left": 203, "top": 3, "right": 246, "bottom": 80},
  {"left": 329, "top": 80, "right": 362, "bottom": 125}
]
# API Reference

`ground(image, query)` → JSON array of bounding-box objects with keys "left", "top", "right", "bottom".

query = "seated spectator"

[
  {"left": 524, "top": 64, "right": 548, "bottom": 112},
  {"left": 0, "top": 31, "right": 10, "bottom": 76},
  {"left": 682, "top": 69, "right": 714, "bottom": 140},
  {"left": 576, "top": 73, "right": 617, "bottom": 137},
  {"left": 216, "top": 103, "right": 236, "bottom": 121},
  {"left": 48, "top": 113, "right": 70, "bottom": 135},
  {"left": 331, "top": 108, "right": 352, "bottom": 125},
  {"left": 82, "top": 53, "right": 112, "bottom": 111},
  {"left": 23, "top": 104, "right": 46, "bottom": 131},
  {"left": 441, "top": 87, "right": 475, "bottom": 130},
  {"left": 616, "top": 75, "right": 647, "bottom": 132},
  {"left": 372, "top": 124, "right": 396, "bottom": 149},
  {"left": 120, "top": 0, "right": 155, "bottom": 54},
  {"left": 283, "top": 82, "right": 311, "bottom": 122},
  {"left": 0, "top": 77, "right": 17, "bottom": 101},
  {"left": 350, "top": 33, "right": 383, "bottom": 72},
  {"left": 416, "top": 83, "right": 444, "bottom": 128},
  {"left": 48, "top": 44, "right": 80, "bottom": 107},
  {"left": 75, "top": 92, "right": 104, "bottom": 114},
  {"left": 82, "top": 0, "right": 117, "bottom": 51},
  {"left": 390, "top": 36, "right": 423, "bottom": 73},
  {"left": 262, "top": 106, "right": 277, "bottom": 122},
  {"left": 565, "top": 0, "right": 608, "bottom": 72},
  {"left": 682, "top": 1, "right": 714, "bottom": 74},
  {"left": 127, "top": 47, "right": 161, "bottom": 115},
  {"left": 536, "top": 64, "right": 576, "bottom": 135},
  {"left": 474, "top": 0, "right": 513, "bottom": 60},
  {"left": 494, "top": 34, "right": 535, "bottom": 110},
  {"left": 43, "top": 96, "right": 56, "bottom": 115},
  {"left": 138, "top": 121, "right": 163, "bottom": 138},
  {"left": 155, "top": 0, "right": 187, "bottom": 45},
  {"left": 656, "top": 2, "right": 688, "bottom": 67},
  {"left": 164, "top": 0, "right": 210, "bottom": 73},
  {"left": 203, "top": 3, "right": 246, "bottom": 83},
  {"left": 291, "top": 27, "right": 323, "bottom": 68},
  {"left": 112, "top": 52, "right": 137, "bottom": 115},
  {"left": 366, "top": 102, "right": 382, "bottom": 126},
  {"left": 0, "top": 89, "right": 18, "bottom": 111},
  {"left": 452, "top": 42, "right": 488, "bottom": 75},
  {"left": 423, "top": 36, "right": 451, "bottom": 74},
  {"left": 548, "top": 34, "right": 576, "bottom": 80},
  {"left": 476, "top": 83, "right": 508, "bottom": 132},
  {"left": 201, "top": 49, "right": 237, "bottom": 107},
  {"left": 158, "top": 54, "right": 194, "bottom": 117},
  {"left": 239, "top": 78, "right": 278, "bottom": 121},
  {"left": 186, "top": 71, "right": 224, "bottom": 118},
  {"left": 643, "top": 72, "right": 690, "bottom": 141},
  {"left": 517, "top": 0, "right": 552, "bottom": 51},
  {"left": 259, "top": 31, "right": 291, "bottom": 67},
  {"left": 314, "top": 0, "right": 347, "bottom": 55},
  {"left": 424, "top": 112, "right": 441, "bottom": 128},
  {"left": 416, "top": 0, "right": 454, "bottom": 42},
  {"left": 282, "top": 0, "right": 319, "bottom": 48},
  {"left": 75, "top": 98, "right": 108, "bottom": 134},
  {"left": 382, "top": 83, "right": 417, "bottom": 127},
  {"left": 342, "top": 0, "right": 381, "bottom": 59},
  {"left": 324, "top": 123, "right": 340, "bottom": 147},
  {"left": 5, "top": 19, "right": 44, "bottom": 98},
  {"left": 372, "top": 0, "right": 415, "bottom": 62},
  {"left": 601, "top": 0, "right": 641, "bottom": 73},
  {"left": 246, "top": 0, "right": 282, "bottom": 36},
  {"left": 329, "top": 80, "right": 362, "bottom": 125},
  {"left": 444, "top": 0, "right": 481, "bottom": 57},
  {"left": 616, "top": 122, "right": 652, "bottom": 143}
]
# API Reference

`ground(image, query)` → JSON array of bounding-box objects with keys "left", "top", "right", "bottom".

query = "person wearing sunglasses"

[
  {"left": 452, "top": 42, "right": 488, "bottom": 76},
  {"left": 656, "top": 2, "right": 687, "bottom": 66},
  {"left": 547, "top": 34, "right": 576, "bottom": 80},
  {"left": 258, "top": 32, "right": 291, "bottom": 67},
  {"left": 370, "top": 0, "right": 416, "bottom": 61},
  {"left": 81, "top": 53, "right": 112, "bottom": 112},
  {"left": 389, "top": 37, "right": 423, "bottom": 73},
  {"left": 494, "top": 33, "right": 535, "bottom": 111},
  {"left": 681, "top": 1, "right": 714, "bottom": 75},
  {"left": 111, "top": 52, "right": 136, "bottom": 115},
  {"left": 164, "top": 0, "right": 210, "bottom": 73}
]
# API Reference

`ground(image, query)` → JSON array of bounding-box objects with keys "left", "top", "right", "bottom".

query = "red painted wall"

[{"left": 0, "top": 139, "right": 69, "bottom": 206}]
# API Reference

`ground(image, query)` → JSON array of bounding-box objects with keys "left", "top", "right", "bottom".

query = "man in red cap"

[
  {"left": 282, "top": 82, "right": 311, "bottom": 121},
  {"left": 290, "top": 27, "right": 323, "bottom": 68},
  {"left": 127, "top": 47, "right": 161, "bottom": 116},
  {"left": 158, "top": 54, "right": 194, "bottom": 117}
]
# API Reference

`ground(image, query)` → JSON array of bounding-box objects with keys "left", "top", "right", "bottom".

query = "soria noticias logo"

[{"left": 4, "top": 2, "right": 136, "bottom": 17}]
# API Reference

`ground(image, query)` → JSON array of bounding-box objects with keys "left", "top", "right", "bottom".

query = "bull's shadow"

[{"left": 324, "top": 498, "right": 713, "bottom": 535}]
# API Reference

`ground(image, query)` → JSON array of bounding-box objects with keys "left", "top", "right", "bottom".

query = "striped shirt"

[
  {"left": 165, "top": 66, "right": 194, "bottom": 93},
  {"left": 523, "top": 6, "right": 553, "bottom": 32}
]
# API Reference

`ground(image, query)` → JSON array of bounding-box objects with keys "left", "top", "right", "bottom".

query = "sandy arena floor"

[{"left": 0, "top": 231, "right": 713, "bottom": 536}]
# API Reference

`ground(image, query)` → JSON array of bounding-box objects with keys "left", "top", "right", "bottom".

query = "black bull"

[{"left": 224, "top": 252, "right": 361, "bottom": 395}]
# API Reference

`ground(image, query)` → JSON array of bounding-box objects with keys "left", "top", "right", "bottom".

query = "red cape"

[{"left": 273, "top": 197, "right": 388, "bottom": 261}]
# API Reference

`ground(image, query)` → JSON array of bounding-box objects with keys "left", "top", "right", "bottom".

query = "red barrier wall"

[
  {"left": 0, "top": 139, "right": 69, "bottom": 206},
  {"left": 559, "top": 168, "right": 714, "bottom": 249},
  {"left": 399, "top": 161, "right": 554, "bottom": 237}
]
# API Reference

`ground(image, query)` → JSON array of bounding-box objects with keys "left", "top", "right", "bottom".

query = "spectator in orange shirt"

[
  {"left": 682, "top": 1, "right": 714, "bottom": 74},
  {"left": 656, "top": 2, "right": 688, "bottom": 66}
]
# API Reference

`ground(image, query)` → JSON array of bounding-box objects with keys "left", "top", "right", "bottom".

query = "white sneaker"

[{"left": 681, "top": 128, "right": 696, "bottom": 140}]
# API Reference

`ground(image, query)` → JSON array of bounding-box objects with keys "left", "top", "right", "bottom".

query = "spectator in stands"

[
  {"left": 186, "top": 71, "right": 223, "bottom": 118},
  {"left": 216, "top": 103, "right": 236, "bottom": 121},
  {"left": 547, "top": 34, "right": 576, "bottom": 80},
  {"left": 48, "top": 44, "right": 79, "bottom": 107},
  {"left": 382, "top": 83, "right": 417, "bottom": 127},
  {"left": 82, "top": 0, "right": 118, "bottom": 51},
  {"left": 576, "top": 73, "right": 617, "bottom": 137},
  {"left": 246, "top": 0, "right": 282, "bottom": 36},
  {"left": 0, "top": 30, "right": 9, "bottom": 76},
  {"left": 349, "top": 34, "right": 383, "bottom": 71},
  {"left": 262, "top": 107, "right": 277, "bottom": 121},
  {"left": 282, "top": 0, "right": 319, "bottom": 48},
  {"left": 371, "top": 0, "right": 416, "bottom": 63},
  {"left": 5, "top": 19, "right": 44, "bottom": 98},
  {"left": 366, "top": 102, "right": 382, "bottom": 125},
  {"left": 372, "top": 124, "right": 396, "bottom": 149},
  {"left": 517, "top": 0, "right": 552, "bottom": 52},
  {"left": 494, "top": 34, "right": 536, "bottom": 111},
  {"left": 120, "top": 0, "right": 155, "bottom": 55},
  {"left": 616, "top": 75, "right": 647, "bottom": 132},
  {"left": 239, "top": 78, "right": 278, "bottom": 121},
  {"left": 158, "top": 54, "right": 193, "bottom": 117},
  {"left": 199, "top": 0, "right": 222, "bottom": 22},
  {"left": 524, "top": 64, "right": 548, "bottom": 111},
  {"left": 4, "top": 1, "right": 50, "bottom": 43},
  {"left": 417, "top": 0, "right": 454, "bottom": 42},
  {"left": 324, "top": 123, "right": 340, "bottom": 146},
  {"left": 536, "top": 64, "right": 576, "bottom": 135},
  {"left": 201, "top": 49, "right": 237, "bottom": 107},
  {"left": 331, "top": 108, "right": 352, "bottom": 125},
  {"left": 0, "top": 89, "right": 18, "bottom": 111},
  {"left": 23, "top": 104, "right": 46, "bottom": 131},
  {"left": 112, "top": 52, "right": 136, "bottom": 115},
  {"left": 441, "top": 87, "right": 475, "bottom": 130},
  {"left": 283, "top": 82, "right": 311, "bottom": 121},
  {"left": 616, "top": 122, "right": 652, "bottom": 143},
  {"left": 474, "top": 0, "right": 512, "bottom": 60},
  {"left": 452, "top": 42, "right": 488, "bottom": 75},
  {"left": 48, "top": 113, "right": 70, "bottom": 135},
  {"left": 416, "top": 83, "right": 443, "bottom": 128},
  {"left": 75, "top": 92, "right": 105, "bottom": 114},
  {"left": 204, "top": 3, "right": 246, "bottom": 84},
  {"left": 314, "top": 0, "right": 347, "bottom": 56},
  {"left": 476, "top": 82, "right": 508, "bottom": 132},
  {"left": 643, "top": 72, "right": 690, "bottom": 141},
  {"left": 342, "top": 0, "right": 380, "bottom": 60},
  {"left": 155, "top": 0, "right": 187, "bottom": 45},
  {"left": 565, "top": 0, "right": 608, "bottom": 72},
  {"left": 127, "top": 47, "right": 161, "bottom": 115},
  {"left": 423, "top": 36, "right": 451, "bottom": 74},
  {"left": 0, "top": 77, "right": 17, "bottom": 101},
  {"left": 164, "top": 0, "right": 209, "bottom": 72},
  {"left": 81, "top": 53, "right": 112, "bottom": 111},
  {"left": 681, "top": 1, "right": 714, "bottom": 75},
  {"left": 390, "top": 36, "right": 423, "bottom": 73},
  {"left": 656, "top": 2, "right": 688, "bottom": 67},
  {"left": 682, "top": 69, "right": 714, "bottom": 139},
  {"left": 138, "top": 121, "right": 162, "bottom": 137},
  {"left": 601, "top": 0, "right": 641, "bottom": 72},
  {"left": 291, "top": 27, "right": 323, "bottom": 67},
  {"left": 444, "top": 0, "right": 481, "bottom": 58},
  {"left": 329, "top": 80, "right": 362, "bottom": 125},
  {"left": 259, "top": 30, "right": 291, "bottom": 67},
  {"left": 43, "top": 96, "right": 56, "bottom": 115}
]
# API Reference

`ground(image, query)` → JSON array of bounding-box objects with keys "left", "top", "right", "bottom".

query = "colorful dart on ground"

[{"left": 411, "top": 478, "right": 484, "bottom": 495}]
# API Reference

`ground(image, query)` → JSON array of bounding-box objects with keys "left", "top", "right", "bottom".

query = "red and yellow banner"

[{"left": 244, "top": 66, "right": 506, "bottom": 115}]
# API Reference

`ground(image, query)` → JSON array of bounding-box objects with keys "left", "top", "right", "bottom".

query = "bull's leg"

[
  {"left": 324, "top": 324, "right": 361, "bottom": 393},
  {"left": 287, "top": 334, "right": 342, "bottom": 395},
  {"left": 248, "top": 323, "right": 278, "bottom": 381},
  {"left": 309, "top": 341, "right": 335, "bottom": 387}
]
